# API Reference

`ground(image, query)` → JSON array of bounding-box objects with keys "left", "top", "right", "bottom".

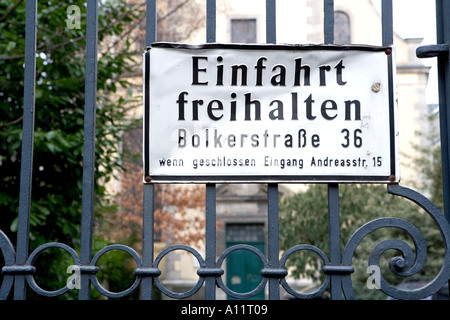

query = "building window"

[
  {"left": 231, "top": 18, "right": 257, "bottom": 43},
  {"left": 334, "top": 11, "right": 351, "bottom": 44},
  {"left": 226, "top": 223, "right": 265, "bottom": 243}
]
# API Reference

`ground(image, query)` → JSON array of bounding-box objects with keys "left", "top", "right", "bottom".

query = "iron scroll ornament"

[{"left": 341, "top": 184, "right": 450, "bottom": 300}]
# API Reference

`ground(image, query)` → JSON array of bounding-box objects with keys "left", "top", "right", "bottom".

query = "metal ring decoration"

[
  {"left": 90, "top": 244, "right": 142, "bottom": 299},
  {"left": 340, "top": 184, "right": 450, "bottom": 300},
  {"left": 279, "top": 244, "right": 330, "bottom": 299},
  {"left": 153, "top": 244, "right": 205, "bottom": 299},
  {"left": 0, "top": 230, "right": 16, "bottom": 299},
  {"left": 216, "top": 244, "right": 268, "bottom": 299},
  {"left": 25, "top": 242, "right": 80, "bottom": 297}
]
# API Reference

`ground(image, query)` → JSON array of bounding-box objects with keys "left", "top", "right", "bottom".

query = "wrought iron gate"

[{"left": 1, "top": 0, "right": 450, "bottom": 300}]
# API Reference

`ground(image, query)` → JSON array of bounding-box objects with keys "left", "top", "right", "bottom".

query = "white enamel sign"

[{"left": 143, "top": 43, "right": 399, "bottom": 183}]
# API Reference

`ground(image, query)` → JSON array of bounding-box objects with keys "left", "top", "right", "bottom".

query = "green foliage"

[
  {"left": 279, "top": 184, "right": 446, "bottom": 299},
  {"left": 410, "top": 113, "right": 444, "bottom": 211},
  {"left": 0, "top": 0, "right": 142, "bottom": 298}
]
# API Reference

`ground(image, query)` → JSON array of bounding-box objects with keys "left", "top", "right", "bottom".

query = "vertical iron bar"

[
  {"left": 328, "top": 184, "right": 342, "bottom": 300},
  {"left": 205, "top": 184, "right": 216, "bottom": 300},
  {"left": 435, "top": 0, "right": 450, "bottom": 299},
  {"left": 324, "top": 0, "right": 334, "bottom": 44},
  {"left": 324, "top": 0, "right": 343, "bottom": 300},
  {"left": 141, "top": 0, "right": 157, "bottom": 301},
  {"left": 206, "top": 0, "right": 216, "bottom": 43},
  {"left": 141, "top": 184, "right": 155, "bottom": 300},
  {"left": 205, "top": 0, "right": 216, "bottom": 300},
  {"left": 436, "top": 0, "right": 450, "bottom": 227},
  {"left": 79, "top": 0, "right": 99, "bottom": 300},
  {"left": 266, "top": 0, "right": 279, "bottom": 300},
  {"left": 267, "top": 183, "right": 280, "bottom": 300},
  {"left": 14, "top": 0, "right": 38, "bottom": 300},
  {"left": 381, "top": 0, "right": 397, "bottom": 182},
  {"left": 146, "top": 0, "right": 157, "bottom": 46},
  {"left": 381, "top": 0, "right": 394, "bottom": 46},
  {"left": 266, "top": 0, "right": 276, "bottom": 44}
]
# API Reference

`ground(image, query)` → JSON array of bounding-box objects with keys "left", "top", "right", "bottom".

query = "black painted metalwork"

[
  {"left": 1, "top": 0, "right": 450, "bottom": 300},
  {"left": 13, "top": 0, "right": 37, "bottom": 301}
]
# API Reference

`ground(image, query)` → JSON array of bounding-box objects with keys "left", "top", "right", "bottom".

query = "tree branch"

[
  {"left": 0, "top": 0, "right": 24, "bottom": 24},
  {"left": 0, "top": 3, "right": 143, "bottom": 61},
  {"left": 159, "top": 0, "right": 191, "bottom": 22},
  {"left": 0, "top": 115, "right": 23, "bottom": 127}
]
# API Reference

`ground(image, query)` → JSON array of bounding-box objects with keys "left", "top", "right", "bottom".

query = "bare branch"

[
  {"left": 159, "top": 0, "right": 191, "bottom": 22},
  {"left": 0, "top": 115, "right": 23, "bottom": 127},
  {"left": 0, "top": 3, "right": 143, "bottom": 61},
  {"left": 0, "top": 0, "right": 24, "bottom": 23}
]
